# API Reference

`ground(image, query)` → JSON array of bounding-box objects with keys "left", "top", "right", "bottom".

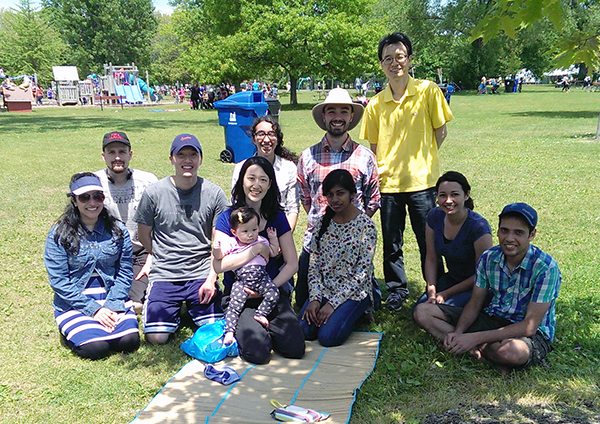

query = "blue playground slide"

[
  {"left": 114, "top": 84, "right": 126, "bottom": 103},
  {"left": 114, "top": 83, "right": 144, "bottom": 104},
  {"left": 124, "top": 73, "right": 156, "bottom": 101},
  {"left": 137, "top": 78, "right": 156, "bottom": 101}
]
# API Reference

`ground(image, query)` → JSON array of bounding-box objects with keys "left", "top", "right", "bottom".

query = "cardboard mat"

[{"left": 131, "top": 332, "right": 382, "bottom": 424}]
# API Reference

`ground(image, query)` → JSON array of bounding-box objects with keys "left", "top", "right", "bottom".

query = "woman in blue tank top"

[{"left": 414, "top": 171, "right": 493, "bottom": 309}]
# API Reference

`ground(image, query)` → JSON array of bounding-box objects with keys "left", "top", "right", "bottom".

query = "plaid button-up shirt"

[
  {"left": 297, "top": 135, "right": 380, "bottom": 249},
  {"left": 476, "top": 245, "right": 561, "bottom": 341}
]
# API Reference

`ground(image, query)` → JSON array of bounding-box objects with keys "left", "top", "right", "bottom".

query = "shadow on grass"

[
  {"left": 0, "top": 112, "right": 217, "bottom": 134},
  {"left": 421, "top": 401, "right": 600, "bottom": 424},
  {"left": 508, "top": 110, "right": 600, "bottom": 119}
]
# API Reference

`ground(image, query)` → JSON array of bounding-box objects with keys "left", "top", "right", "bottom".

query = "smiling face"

[
  {"left": 436, "top": 181, "right": 469, "bottom": 215},
  {"left": 231, "top": 216, "right": 260, "bottom": 245},
  {"left": 380, "top": 42, "right": 412, "bottom": 82},
  {"left": 242, "top": 164, "right": 271, "bottom": 205},
  {"left": 75, "top": 190, "right": 104, "bottom": 227},
  {"left": 325, "top": 184, "right": 354, "bottom": 214},
  {"left": 323, "top": 104, "right": 353, "bottom": 137},
  {"left": 497, "top": 216, "right": 536, "bottom": 264},
  {"left": 170, "top": 146, "right": 201, "bottom": 178},
  {"left": 252, "top": 121, "right": 278, "bottom": 159},
  {"left": 102, "top": 142, "right": 132, "bottom": 174}
]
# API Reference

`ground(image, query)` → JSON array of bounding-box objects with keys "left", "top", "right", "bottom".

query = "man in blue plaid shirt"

[{"left": 414, "top": 203, "right": 561, "bottom": 372}]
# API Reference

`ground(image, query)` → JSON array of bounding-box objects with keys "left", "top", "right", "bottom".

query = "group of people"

[{"left": 44, "top": 32, "right": 561, "bottom": 374}]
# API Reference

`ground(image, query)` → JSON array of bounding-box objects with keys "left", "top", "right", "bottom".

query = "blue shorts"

[{"left": 143, "top": 279, "right": 223, "bottom": 334}]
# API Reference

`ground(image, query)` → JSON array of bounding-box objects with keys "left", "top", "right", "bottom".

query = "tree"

[
  {"left": 172, "top": 0, "right": 382, "bottom": 104},
  {"left": 471, "top": 0, "right": 600, "bottom": 70},
  {"left": 371, "top": 0, "right": 557, "bottom": 89},
  {"left": 0, "top": 0, "right": 67, "bottom": 85},
  {"left": 41, "top": 0, "right": 158, "bottom": 76},
  {"left": 149, "top": 12, "right": 187, "bottom": 85}
]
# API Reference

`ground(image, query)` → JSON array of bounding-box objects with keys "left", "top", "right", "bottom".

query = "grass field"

[{"left": 1, "top": 85, "right": 599, "bottom": 423}]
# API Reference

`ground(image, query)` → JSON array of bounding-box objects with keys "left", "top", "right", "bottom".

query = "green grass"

[{"left": 1, "top": 85, "right": 599, "bottom": 423}]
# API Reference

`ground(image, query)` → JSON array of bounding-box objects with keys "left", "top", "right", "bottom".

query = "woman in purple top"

[
  {"left": 414, "top": 171, "right": 493, "bottom": 309},
  {"left": 213, "top": 156, "right": 305, "bottom": 364}
]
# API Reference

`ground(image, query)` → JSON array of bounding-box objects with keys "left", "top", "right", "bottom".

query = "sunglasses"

[{"left": 75, "top": 191, "right": 105, "bottom": 203}]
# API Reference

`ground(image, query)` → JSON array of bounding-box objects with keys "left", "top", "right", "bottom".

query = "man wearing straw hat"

[{"left": 296, "top": 88, "right": 381, "bottom": 308}]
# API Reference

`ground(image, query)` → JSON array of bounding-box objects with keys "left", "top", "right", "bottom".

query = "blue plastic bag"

[{"left": 180, "top": 319, "right": 239, "bottom": 363}]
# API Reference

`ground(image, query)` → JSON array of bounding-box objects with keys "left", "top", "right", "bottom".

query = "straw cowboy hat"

[{"left": 312, "top": 88, "right": 364, "bottom": 131}]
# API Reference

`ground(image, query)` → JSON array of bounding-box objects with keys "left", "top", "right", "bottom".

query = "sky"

[{"left": 0, "top": 0, "right": 174, "bottom": 14}]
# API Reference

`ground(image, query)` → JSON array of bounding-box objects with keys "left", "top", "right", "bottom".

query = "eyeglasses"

[
  {"left": 76, "top": 192, "right": 105, "bottom": 203},
  {"left": 381, "top": 54, "right": 408, "bottom": 65},
  {"left": 254, "top": 131, "right": 277, "bottom": 139}
]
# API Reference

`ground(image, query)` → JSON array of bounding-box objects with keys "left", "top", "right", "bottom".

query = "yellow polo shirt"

[{"left": 360, "top": 77, "right": 454, "bottom": 193}]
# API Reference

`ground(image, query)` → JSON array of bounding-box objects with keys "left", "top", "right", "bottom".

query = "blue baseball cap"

[
  {"left": 499, "top": 203, "right": 537, "bottom": 228},
  {"left": 170, "top": 134, "right": 202, "bottom": 155},
  {"left": 70, "top": 174, "right": 104, "bottom": 196}
]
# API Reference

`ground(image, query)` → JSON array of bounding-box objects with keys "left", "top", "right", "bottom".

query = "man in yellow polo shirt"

[{"left": 360, "top": 32, "right": 454, "bottom": 312}]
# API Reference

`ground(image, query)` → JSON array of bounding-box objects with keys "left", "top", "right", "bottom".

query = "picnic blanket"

[{"left": 131, "top": 332, "right": 382, "bottom": 424}]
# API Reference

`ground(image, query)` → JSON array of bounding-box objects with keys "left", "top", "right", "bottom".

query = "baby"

[{"left": 212, "top": 207, "right": 280, "bottom": 345}]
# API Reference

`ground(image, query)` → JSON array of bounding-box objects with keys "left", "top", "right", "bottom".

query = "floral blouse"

[{"left": 307, "top": 213, "right": 377, "bottom": 309}]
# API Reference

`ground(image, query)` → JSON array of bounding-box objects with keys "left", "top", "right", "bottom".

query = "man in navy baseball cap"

[
  {"left": 414, "top": 202, "right": 561, "bottom": 373},
  {"left": 133, "top": 133, "right": 229, "bottom": 345}
]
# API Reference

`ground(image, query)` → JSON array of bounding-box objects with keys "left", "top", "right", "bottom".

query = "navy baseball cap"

[
  {"left": 103, "top": 131, "right": 131, "bottom": 148},
  {"left": 499, "top": 203, "right": 537, "bottom": 228},
  {"left": 170, "top": 134, "right": 202, "bottom": 155}
]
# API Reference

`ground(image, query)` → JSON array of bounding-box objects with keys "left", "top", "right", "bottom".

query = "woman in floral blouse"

[{"left": 299, "top": 169, "right": 377, "bottom": 346}]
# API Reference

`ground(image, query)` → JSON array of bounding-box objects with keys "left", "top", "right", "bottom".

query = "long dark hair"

[
  {"left": 436, "top": 171, "right": 474, "bottom": 210},
  {"left": 251, "top": 115, "right": 298, "bottom": 163},
  {"left": 315, "top": 169, "right": 357, "bottom": 249},
  {"left": 53, "top": 172, "right": 123, "bottom": 255},
  {"left": 231, "top": 156, "right": 282, "bottom": 223}
]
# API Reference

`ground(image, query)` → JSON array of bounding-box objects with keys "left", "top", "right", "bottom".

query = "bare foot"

[
  {"left": 223, "top": 331, "right": 235, "bottom": 345},
  {"left": 468, "top": 348, "right": 486, "bottom": 362},
  {"left": 254, "top": 315, "right": 269, "bottom": 327}
]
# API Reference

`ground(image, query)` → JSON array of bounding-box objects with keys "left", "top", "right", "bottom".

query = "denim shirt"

[{"left": 44, "top": 219, "right": 133, "bottom": 316}]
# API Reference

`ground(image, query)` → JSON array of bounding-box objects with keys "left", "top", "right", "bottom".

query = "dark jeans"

[
  {"left": 299, "top": 296, "right": 370, "bottom": 347},
  {"left": 380, "top": 188, "right": 439, "bottom": 297}
]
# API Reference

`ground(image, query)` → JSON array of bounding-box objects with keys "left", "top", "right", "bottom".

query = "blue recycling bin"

[{"left": 214, "top": 91, "right": 269, "bottom": 163}]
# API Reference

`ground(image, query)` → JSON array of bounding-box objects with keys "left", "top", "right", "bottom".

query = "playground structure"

[
  {"left": 1, "top": 85, "right": 33, "bottom": 112},
  {"left": 52, "top": 66, "right": 83, "bottom": 106},
  {"left": 100, "top": 63, "right": 157, "bottom": 104}
]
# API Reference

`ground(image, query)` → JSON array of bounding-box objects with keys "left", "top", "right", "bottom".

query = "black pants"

[
  {"left": 380, "top": 188, "right": 441, "bottom": 296},
  {"left": 225, "top": 291, "right": 305, "bottom": 364}
]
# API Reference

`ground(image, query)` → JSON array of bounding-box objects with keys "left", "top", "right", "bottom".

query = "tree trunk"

[{"left": 289, "top": 74, "right": 298, "bottom": 105}]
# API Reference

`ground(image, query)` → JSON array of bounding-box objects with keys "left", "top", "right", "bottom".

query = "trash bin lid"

[{"left": 214, "top": 91, "right": 268, "bottom": 111}]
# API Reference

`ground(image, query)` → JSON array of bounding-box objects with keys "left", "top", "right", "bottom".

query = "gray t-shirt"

[
  {"left": 94, "top": 168, "right": 159, "bottom": 252},
  {"left": 133, "top": 176, "right": 230, "bottom": 282}
]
